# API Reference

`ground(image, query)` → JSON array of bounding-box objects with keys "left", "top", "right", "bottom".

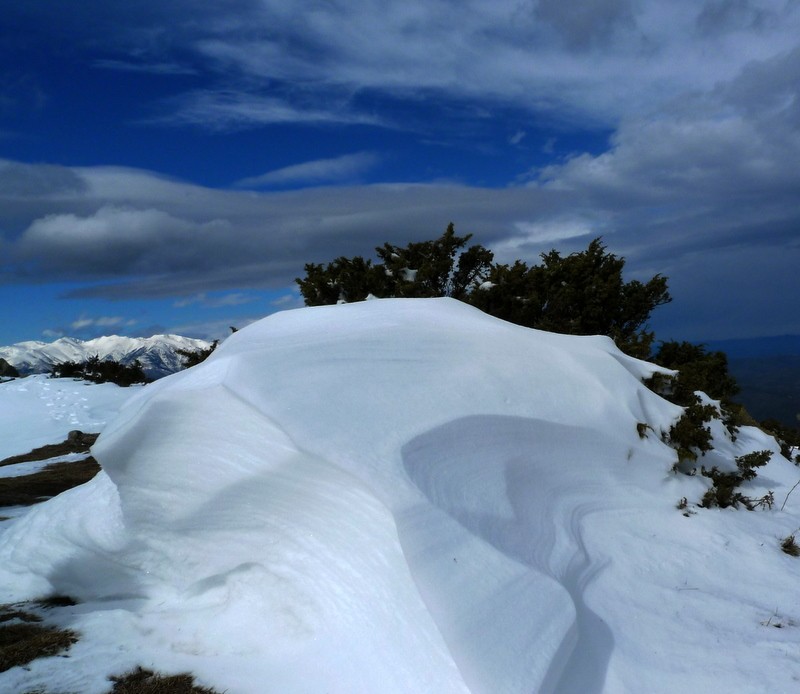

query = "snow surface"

[
  {"left": 0, "top": 375, "right": 135, "bottom": 460},
  {"left": 0, "top": 334, "right": 212, "bottom": 379},
  {"left": 1, "top": 298, "right": 800, "bottom": 693}
]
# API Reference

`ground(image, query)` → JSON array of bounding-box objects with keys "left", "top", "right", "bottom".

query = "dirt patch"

[
  {"left": 0, "top": 458, "right": 100, "bottom": 507},
  {"left": 0, "top": 432, "right": 99, "bottom": 468}
]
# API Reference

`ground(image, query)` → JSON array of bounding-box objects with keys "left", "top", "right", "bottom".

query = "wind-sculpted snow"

[
  {"left": 2, "top": 298, "right": 800, "bottom": 693},
  {"left": 400, "top": 417, "right": 626, "bottom": 693}
]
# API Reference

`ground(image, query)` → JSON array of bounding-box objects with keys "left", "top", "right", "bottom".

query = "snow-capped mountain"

[{"left": 0, "top": 334, "right": 213, "bottom": 380}]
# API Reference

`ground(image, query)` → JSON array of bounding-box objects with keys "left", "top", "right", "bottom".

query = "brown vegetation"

[
  {"left": 0, "top": 431, "right": 101, "bottom": 507},
  {"left": 108, "top": 667, "right": 221, "bottom": 694},
  {"left": 0, "top": 432, "right": 98, "bottom": 468},
  {"left": 0, "top": 458, "right": 100, "bottom": 507},
  {"left": 0, "top": 605, "right": 77, "bottom": 673}
]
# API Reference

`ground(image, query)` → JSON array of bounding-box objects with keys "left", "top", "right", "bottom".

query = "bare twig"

[{"left": 781, "top": 478, "right": 800, "bottom": 512}]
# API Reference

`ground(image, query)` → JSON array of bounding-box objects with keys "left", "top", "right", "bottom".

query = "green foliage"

[
  {"left": 700, "top": 469, "right": 748, "bottom": 509},
  {"left": 736, "top": 450, "right": 772, "bottom": 481},
  {"left": 698, "top": 451, "right": 774, "bottom": 510},
  {"left": 699, "top": 466, "right": 774, "bottom": 511},
  {"left": 297, "top": 223, "right": 492, "bottom": 305},
  {"left": 650, "top": 341, "right": 743, "bottom": 450},
  {"left": 298, "top": 255, "right": 392, "bottom": 305},
  {"left": 296, "top": 226, "right": 671, "bottom": 358},
  {"left": 667, "top": 402, "right": 717, "bottom": 464},
  {"left": 760, "top": 419, "right": 800, "bottom": 462},
  {"left": 176, "top": 341, "right": 219, "bottom": 369},
  {"left": 374, "top": 223, "right": 494, "bottom": 300},
  {"left": 651, "top": 341, "right": 739, "bottom": 406},
  {"left": 470, "top": 238, "right": 670, "bottom": 358},
  {"left": 51, "top": 356, "right": 150, "bottom": 387}
]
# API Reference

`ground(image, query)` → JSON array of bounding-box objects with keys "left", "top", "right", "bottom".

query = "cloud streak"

[{"left": 234, "top": 152, "right": 380, "bottom": 188}]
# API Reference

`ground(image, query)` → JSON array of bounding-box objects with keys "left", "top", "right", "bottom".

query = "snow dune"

[{"left": 2, "top": 298, "right": 800, "bottom": 693}]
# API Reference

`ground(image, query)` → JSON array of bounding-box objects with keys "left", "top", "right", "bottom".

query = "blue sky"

[{"left": 1, "top": 1, "right": 799, "bottom": 346}]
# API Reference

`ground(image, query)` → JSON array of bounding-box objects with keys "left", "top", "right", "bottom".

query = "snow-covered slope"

[
  {"left": 0, "top": 375, "right": 135, "bottom": 461},
  {"left": 0, "top": 334, "right": 213, "bottom": 379},
  {"left": 1, "top": 298, "right": 799, "bottom": 693}
]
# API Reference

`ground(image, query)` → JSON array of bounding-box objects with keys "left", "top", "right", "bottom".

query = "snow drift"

[{"left": 2, "top": 298, "right": 800, "bottom": 693}]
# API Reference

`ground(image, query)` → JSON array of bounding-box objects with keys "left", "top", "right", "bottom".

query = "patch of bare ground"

[
  {"left": 0, "top": 432, "right": 98, "bottom": 468},
  {"left": 0, "top": 457, "right": 100, "bottom": 507},
  {"left": 0, "top": 430, "right": 101, "bottom": 507},
  {"left": 0, "top": 604, "right": 77, "bottom": 673},
  {"left": 108, "top": 667, "right": 222, "bottom": 694}
]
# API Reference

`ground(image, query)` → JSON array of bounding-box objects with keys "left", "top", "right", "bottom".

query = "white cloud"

[
  {"left": 167, "top": 316, "right": 260, "bottom": 342},
  {"left": 154, "top": 90, "right": 384, "bottom": 131},
  {"left": 70, "top": 316, "right": 137, "bottom": 332},
  {"left": 270, "top": 292, "right": 304, "bottom": 310},
  {"left": 173, "top": 0, "right": 800, "bottom": 128},
  {"left": 234, "top": 152, "right": 380, "bottom": 188},
  {"left": 175, "top": 292, "right": 258, "bottom": 308},
  {"left": 531, "top": 46, "right": 800, "bottom": 262},
  {"left": 493, "top": 218, "right": 596, "bottom": 261}
]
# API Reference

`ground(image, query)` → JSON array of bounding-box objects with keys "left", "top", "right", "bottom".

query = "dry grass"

[
  {"left": 0, "top": 605, "right": 77, "bottom": 672},
  {"left": 0, "top": 432, "right": 98, "bottom": 468},
  {"left": 0, "top": 458, "right": 100, "bottom": 507},
  {"left": 35, "top": 596, "right": 78, "bottom": 609},
  {"left": 108, "top": 667, "right": 222, "bottom": 694},
  {"left": 781, "top": 534, "right": 800, "bottom": 557},
  {"left": 0, "top": 608, "right": 42, "bottom": 624}
]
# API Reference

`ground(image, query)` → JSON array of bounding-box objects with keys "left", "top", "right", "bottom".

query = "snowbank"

[{"left": 1, "top": 298, "right": 800, "bottom": 693}]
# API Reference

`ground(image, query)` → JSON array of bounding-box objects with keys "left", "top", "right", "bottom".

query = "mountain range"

[{"left": 0, "top": 334, "right": 213, "bottom": 380}]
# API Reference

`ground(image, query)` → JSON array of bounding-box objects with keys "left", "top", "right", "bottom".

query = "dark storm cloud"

[
  {"left": 3, "top": 166, "right": 562, "bottom": 296},
  {"left": 535, "top": 0, "right": 636, "bottom": 50}
]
